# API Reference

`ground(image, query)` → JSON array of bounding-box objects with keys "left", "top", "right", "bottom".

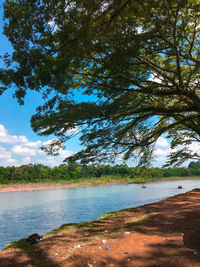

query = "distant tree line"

[{"left": 0, "top": 161, "right": 199, "bottom": 184}]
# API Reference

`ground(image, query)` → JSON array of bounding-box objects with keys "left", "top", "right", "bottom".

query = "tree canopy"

[
  {"left": 1, "top": 0, "right": 200, "bottom": 166},
  {"left": 0, "top": 163, "right": 197, "bottom": 184}
]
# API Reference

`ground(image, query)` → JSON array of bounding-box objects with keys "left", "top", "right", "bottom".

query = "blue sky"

[
  {"left": 0, "top": 5, "right": 80, "bottom": 166},
  {"left": 0, "top": 4, "right": 194, "bottom": 168}
]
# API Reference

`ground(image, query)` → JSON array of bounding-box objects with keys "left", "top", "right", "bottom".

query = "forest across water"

[{"left": 0, "top": 161, "right": 199, "bottom": 184}]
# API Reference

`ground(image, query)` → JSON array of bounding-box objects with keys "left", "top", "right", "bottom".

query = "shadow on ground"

[{"left": 1, "top": 189, "right": 200, "bottom": 266}]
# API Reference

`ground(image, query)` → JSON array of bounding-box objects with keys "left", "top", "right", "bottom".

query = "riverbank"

[
  {"left": 1, "top": 189, "right": 200, "bottom": 266},
  {"left": 0, "top": 176, "right": 200, "bottom": 193}
]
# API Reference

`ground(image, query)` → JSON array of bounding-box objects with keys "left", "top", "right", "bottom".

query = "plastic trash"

[
  {"left": 74, "top": 244, "right": 81, "bottom": 248},
  {"left": 106, "top": 247, "right": 112, "bottom": 250},
  {"left": 88, "top": 264, "right": 93, "bottom": 267},
  {"left": 124, "top": 231, "right": 130, "bottom": 235},
  {"left": 102, "top": 239, "right": 107, "bottom": 244},
  {"left": 121, "top": 252, "right": 129, "bottom": 255},
  {"left": 52, "top": 254, "right": 55, "bottom": 259}
]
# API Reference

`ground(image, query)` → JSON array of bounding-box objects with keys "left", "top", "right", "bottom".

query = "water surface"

[{"left": 0, "top": 179, "right": 199, "bottom": 249}]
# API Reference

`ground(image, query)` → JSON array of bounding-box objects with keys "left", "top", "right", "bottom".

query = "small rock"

[
  {"left": 194, "top": 251, "right": 197, "bottom": 255},
  {"left": 88, "top": 264, "right": 93, "bottom": 267},
  {"left": 98, "top": 247, "right": 102, "bottom": 249},
  {"left": 180, "top": 233, "right": 184, "bottom": 236}
]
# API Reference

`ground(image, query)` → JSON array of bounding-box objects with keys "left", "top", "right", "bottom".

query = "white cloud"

[
  {"left": 0, "top": 146, "right": 11, "bottom": 159},
  {"left": 0, "top": 157, "right": 19, "bottom": 167},
  {"left": 21, "top": 156, "right": 31, "bottom": 165},
  {"left": 0, "top": 124, "right": 18, "bottom": 144},
  {"left": 149, "top": 73, "right": 163, "bottom": 84},
  {"left": 117, "top": 154, "right": 124, "bottom": 161},
  {"left": 0, "top": 125, "right": 7, "bottom": 133},
  {"left": 59, "top": 150, "right": 74, "bottom": 158},
  {"left": 154, "top": 148, "right": 171, "bottom": 156},
  {"left": 187, "top": 142, "right": 200, "bottom": 153},
  {"left": 43, "top": 139, "right": 53, "bottom": 146},
  {"left": 18, "top": 136, "right": 28, "bottom": 143},
  {"left": 134, "top": 148, "right": 143, "bottom": 157},
  {"left": 37, "top": 157, "right": 59, "bottom": 167},
  {"left": 65, "top": 126, "right": 78, "bottom": 135},
  {"left": 12, "top": 145, "right": 36, "bottom": 156},
  {"left": 0, "top": 124, "right": 77, "bottom": 167},
  {"left": 0, "top": 125, "right": 41, "bottom": 148},
  {"left": 6, "top": 158, "right": 19, "bottom": 166},
  {"left": 156, "top": 137, "right": 169, "bottom": 147},
  {"left": 23, "top": 140, "right": 41, "bottom": 147},
  {"left": 37, "top": 149, "right": 46, "bottom": 156}
]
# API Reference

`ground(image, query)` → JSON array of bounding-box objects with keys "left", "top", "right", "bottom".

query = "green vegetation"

[
  {"left": 45, "top": 221, "right": 95, "bottom": 238},
  {"left": 1, "top": 1, "right": 200, "bottom": 167},
  {"left": 4, "top": 207, "right": 156, "bottom": 250},
  {"left": 4, "top": 239, "right": 58, "bottom": 267},
  {"left": 0, "top": 162, "right": 199, "bottom": 185},
  {"left": 4, "top": 239, "right": 37, "bottom": 255},
  {"left": 125, "top": 212, "right": 157, "bottom": 228},
  {"left": 98, "top": 207, "right": 138, "bottom": 220}
]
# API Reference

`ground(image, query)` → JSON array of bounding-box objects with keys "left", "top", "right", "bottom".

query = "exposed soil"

[
  {"left": 0, "top": 182, "right": 126, "bottom": 193},
  {"left": 1, "top": 189, "right": 200, "bottom": 266},
  {"left": 0, "top": 176, "right": 199, "bottom": 193}
]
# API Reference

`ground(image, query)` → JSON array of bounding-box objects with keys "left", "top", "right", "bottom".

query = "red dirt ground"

[{"left": 1, "top": 189, "right": 200, "bottom": 266}]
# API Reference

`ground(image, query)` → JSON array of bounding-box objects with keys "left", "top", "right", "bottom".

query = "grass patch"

[
  {"left": 102, "top": 213, "right": 158, "bottom": 235},
  {"left": 4, "top": 239, "right": 58, "bottom": 267},
  {"left": 98, "top": 207, "right": 138, "bottom": 220},
  {"left": 125, "top": 212, "right": 158, "bottom": 228},
  {"left": 45, "top": 221, "right": 95, "bottom": 237},
  {"left": 4, "top": 239, "right": 36, "bottom": 255},
  {"left": 107, "top": 226, "right": 123, "bottom": 234}
]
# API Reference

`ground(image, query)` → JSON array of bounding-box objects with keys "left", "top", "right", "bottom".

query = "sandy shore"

[
  {"left": 0, "top": 181, "right": 129, "bottom": 193},
  {"left": 0, "top": 176, "right": 199, "bottom": 193}
]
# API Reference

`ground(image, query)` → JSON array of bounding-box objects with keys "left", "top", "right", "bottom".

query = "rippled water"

[{"left": 0, "top": 179, "right": 200, "bottom": 249}]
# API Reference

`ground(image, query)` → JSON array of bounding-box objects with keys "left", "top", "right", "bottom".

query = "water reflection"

[{"left": 0, "top": 179, "right": 200, "bottom": 249}]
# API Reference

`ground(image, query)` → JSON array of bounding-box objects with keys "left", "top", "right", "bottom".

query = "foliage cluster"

[
  {"left": 1, "top": 0, "right": 200, "bottom": 167},
  {"left": 0, "top": 162, "right": 199, "bottom": 184}
]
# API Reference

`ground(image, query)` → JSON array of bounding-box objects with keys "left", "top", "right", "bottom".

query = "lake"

[{"left": 0, "top": 179, "right": 200, "bottom": 249}]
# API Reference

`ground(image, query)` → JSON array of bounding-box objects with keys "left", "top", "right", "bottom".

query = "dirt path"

[{"left": 1, "top": 189, "right": 200, "bottom": 266}]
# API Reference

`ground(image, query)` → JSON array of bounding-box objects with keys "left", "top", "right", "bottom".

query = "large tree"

[{"left": 1, "top": 0, "right": 200, "bottom": 166}]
